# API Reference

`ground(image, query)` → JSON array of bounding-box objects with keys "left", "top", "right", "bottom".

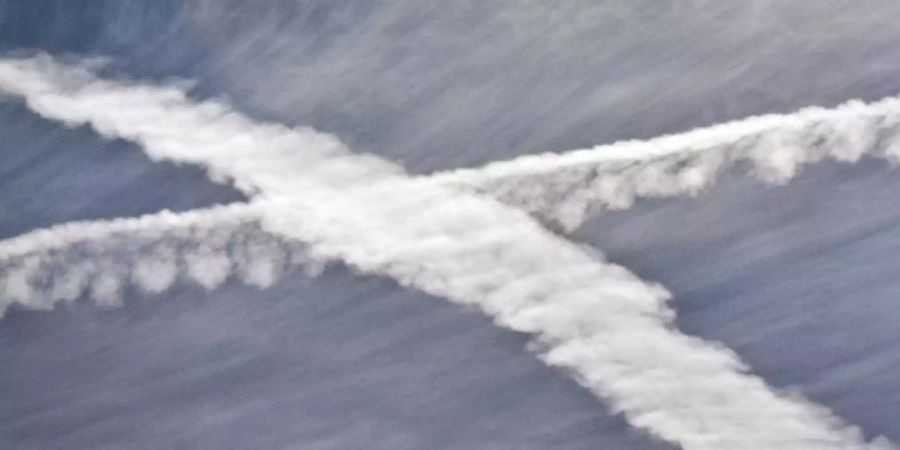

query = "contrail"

[
  {"left": 0, "top": 201, "right": 327, "bottom": 314},
  {"left": 0, "top": 202, "right": 262, "bottom": 261},
  {"left": 0, "top": 55, "right": 892, "bottom": 449},
  {"left": 435, "top": 96, "right": 900, "bottom": 230}
]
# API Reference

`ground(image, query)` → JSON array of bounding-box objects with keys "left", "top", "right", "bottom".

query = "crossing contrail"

[{"left": 0, "top": 54, "right": 893, "bottom": 450}]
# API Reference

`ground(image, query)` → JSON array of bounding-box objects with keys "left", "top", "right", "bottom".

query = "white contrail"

[
  {"left": 0, "top": 202, "right": 262, "bottom": 261},
  {"left": 0, "top": 201, "right": 327, "bottom": 314},
  {"left": 0, "top": 55, "right": 891, "bottom": 450},
  {"left": 436, "top": 96, "right": 900, "bottom": 230}
]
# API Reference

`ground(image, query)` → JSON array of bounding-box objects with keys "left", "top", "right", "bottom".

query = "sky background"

[{"left": 2, "top": 1, "right": 900, "bottom": 448}]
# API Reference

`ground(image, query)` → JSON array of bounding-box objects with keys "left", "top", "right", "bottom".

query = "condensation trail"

[
  {"left": 0, "top": 201, "right": 329, "bottom": 314},
  {"left": 0, "top": 55, "right": 892, "bottom": 449},
  {"left": 436, "top": 97, "right": 900, "bottom": 230},
  {"left": 0, "top": 202, "right": 262, "bottom": 262}
]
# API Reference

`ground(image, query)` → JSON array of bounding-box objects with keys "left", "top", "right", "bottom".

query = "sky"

[{"left": 2, "top": 1, "right": 900, "bottom": 449}]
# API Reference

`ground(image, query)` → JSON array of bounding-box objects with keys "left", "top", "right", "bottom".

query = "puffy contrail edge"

[{"left": 435, "top": 94, "right": 900, "bottom": 231}]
